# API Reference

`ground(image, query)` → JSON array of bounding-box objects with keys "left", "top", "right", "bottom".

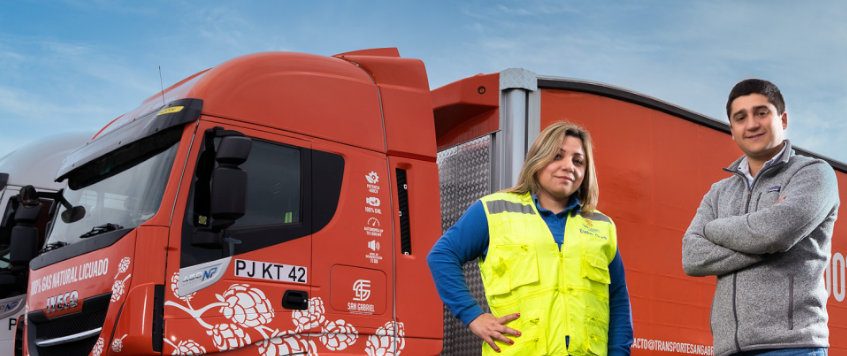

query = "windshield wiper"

[
  {"left": 40, "top": 241, "right": 68, "bottom": 253},
  {"left": 80, "top": 223, "right": 125, "bottom": 239}
]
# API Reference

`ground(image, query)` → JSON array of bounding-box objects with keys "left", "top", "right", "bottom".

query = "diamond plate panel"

[{"left": 436, "top": 135, "right": 492, "bottom": 356}]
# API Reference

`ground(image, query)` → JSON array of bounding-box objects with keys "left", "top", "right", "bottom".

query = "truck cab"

[
  {"left": 0, "top": 132, "right": 89, "bottom": 356},
  {"left": 25, "top": 49, "right": 442, "bottom": 355}
]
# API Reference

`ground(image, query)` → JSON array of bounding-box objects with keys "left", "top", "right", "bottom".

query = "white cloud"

[
  {"left": 195, "top": 6, "right": 254, "bottom": 50},
  {"left": 0, "top": 47, "right": 25, "bottom": 63},
  {"left": 494, "top": 4, "right": 534, "bottom": 17},
  {"left": 429, "top": 1, "right": 847, "bottom": 163},
  {"left": 0, "top": 85, "right": 111, "bottom": 125},
  {"left": 0, "top": 1, "right": 844, "bottom": 164}
]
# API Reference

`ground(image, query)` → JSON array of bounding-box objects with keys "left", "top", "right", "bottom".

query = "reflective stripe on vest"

[{"left": 479, "top": 192, "right": 617, "bottom": 356}]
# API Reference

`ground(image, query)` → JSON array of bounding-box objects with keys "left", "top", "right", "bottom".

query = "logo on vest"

[{"left": 579, "top": 227, "right": 607, "bottom": 239}]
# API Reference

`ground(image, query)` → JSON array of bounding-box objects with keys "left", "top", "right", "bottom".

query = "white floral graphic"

[
  {"left": 110, "top": 256, "right": 133, "bottom": 303},
  {"left": 111, "top": 334, "right": 128, "bottom": 353},
  {"left": 110, "top": 274, "right": 132, "bottom": 302},
  {"left": 91, "top": 337, "right": 105, "bottom": 356},
  {"left": 163, "top": 339, "right": 207, "bottom": 355},
  {"left": 321, "top": 319, "right": 359, "bottom": 351},
  {"left": 117, "top": 257, "right": 132, "bottom": 275},
  {"left": 207, "top": 323, "right": 252, "bottom": 351},
  {"left": 170, "top": 272, "right": 195, "bottom": 302},
  {"left": 292, "top": 297, "right": 326, "bottom": 332},
  {"left": 216, "top": 284, "right": 274, "bottom": 328},
  {"left": 93, "top": 257, "right": 131, "bottom": 354},
  {"left": 258, "top": 329, "right": 317, "bottom": 356},
  {"left": 164, "top": 284, "right": 405, "bottom": 355},
  {"left": 366, "top": 321, "right": 406, "bottom": 356}
]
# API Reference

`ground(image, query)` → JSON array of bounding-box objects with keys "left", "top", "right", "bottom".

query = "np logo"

[
  {"left": 580, "top": 227, "right": 607, "bottom": 240},
  {"left": 353, "top": 279, "right": 371, "bottom": 301},
  {"left": 1, "top": 300, "right": 19, "bottom": 312},
  {"left": 177, "top": 257, "right": 232, "bottom": 296},
  {"left": 182, "top": 266, "right": 219, "bottom": 283}
]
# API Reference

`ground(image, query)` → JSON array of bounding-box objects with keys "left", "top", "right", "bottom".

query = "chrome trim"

[{"left": 34, "top": 327, "right": 102, "bottom": 347}]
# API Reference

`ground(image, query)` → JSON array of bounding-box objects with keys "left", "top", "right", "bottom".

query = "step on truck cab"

[
  {"left": 0, "top": 132, "right": 90, "bottom": 356},
  {"left": 24, "top": 49, "right": 442, "bottom": 355}
]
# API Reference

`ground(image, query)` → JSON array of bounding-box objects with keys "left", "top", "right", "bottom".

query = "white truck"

[{"left": 0, "top": 132, "right": 90, "bottom": 356}]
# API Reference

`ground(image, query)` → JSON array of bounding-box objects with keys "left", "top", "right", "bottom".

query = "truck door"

[
  {"left": 163, "top": 122, "right": 324, "bottom": 354},
  {"left": 308, "top": 139, "right": 396, "bottom": 354}
]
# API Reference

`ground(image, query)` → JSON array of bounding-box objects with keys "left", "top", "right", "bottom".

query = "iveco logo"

[{"left": 181, "top": 266, "right": 219, "bottom": 283}]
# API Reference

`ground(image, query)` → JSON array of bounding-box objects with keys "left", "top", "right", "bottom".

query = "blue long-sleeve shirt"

[{"left": 427, "top": 196, "right": 634, "bottom": 354}]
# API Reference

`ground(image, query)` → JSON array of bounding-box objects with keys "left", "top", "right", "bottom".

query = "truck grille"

[{"left": 27, "top": 293, "right": 111, "bottom": 356}]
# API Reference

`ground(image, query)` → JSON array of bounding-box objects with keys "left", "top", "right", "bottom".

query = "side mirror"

[
  {"left": 192, "top": 136, "right": 251, "bottom": 248},
  {"left": 45, "top": 188, "right": 86, "bottom": 224},
  {"left": 0, "top": 172, "right": 8, "bottom": 190},
  {"left": 60, "top": 205, "right": 86, "bottom": 224},
  {"left": 210, "top": 136, "right": 251, "bottom": 230}
]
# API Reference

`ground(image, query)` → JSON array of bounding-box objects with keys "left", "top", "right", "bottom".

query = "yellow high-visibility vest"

[{"left": 479, "top": 192, "right": 617, "bottom": 355}]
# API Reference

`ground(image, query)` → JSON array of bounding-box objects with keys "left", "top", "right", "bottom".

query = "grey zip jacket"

[{"left": 682, "top": 140, "right": 839, "bottom": 356}]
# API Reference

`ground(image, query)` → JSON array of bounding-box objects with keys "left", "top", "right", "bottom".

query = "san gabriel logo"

[
  {"left": 353, "top": 279, "right": 371, "bottom": 301},
  {"left": 348, "top": 279, "right": 375, "bottom": 314}
]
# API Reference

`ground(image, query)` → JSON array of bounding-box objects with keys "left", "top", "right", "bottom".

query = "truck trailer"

[
  {"left": 432, "top": 69, "right": 847, "bottom": 355},
  {"left": 0, "top": 132, "right": 90, "bottom": 355},
  {"left": 19, "top": 49, "right": 846, "bottom": 355}
]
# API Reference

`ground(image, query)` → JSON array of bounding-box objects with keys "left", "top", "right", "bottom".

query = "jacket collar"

[{"left": 725, "top": 139, "right": 794, "bottom": 173}]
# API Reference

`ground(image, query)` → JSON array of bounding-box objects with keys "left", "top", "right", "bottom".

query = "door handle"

[{"left": 282, "top": 290, "right": 309, "bottom": 310}]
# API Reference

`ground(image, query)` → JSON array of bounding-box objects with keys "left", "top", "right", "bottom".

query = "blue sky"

[{"left": 1, "top": 1, "right": 845, "bottom": 164}]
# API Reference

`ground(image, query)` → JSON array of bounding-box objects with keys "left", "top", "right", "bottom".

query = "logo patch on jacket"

[
  {"left": 767, "top": 185, "right": 781, "bottom": 193},
  {"left": 579, "top": 227, "right": 607, "bottom": 239}
]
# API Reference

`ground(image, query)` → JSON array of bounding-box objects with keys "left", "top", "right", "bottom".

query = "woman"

[{"left": 427, "top": 121, "right": 633, "bottom": 355}]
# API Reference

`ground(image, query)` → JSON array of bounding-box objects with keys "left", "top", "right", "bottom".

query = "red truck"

[{"left": 17, "top": 49, "right": 846, "bottom": 355}]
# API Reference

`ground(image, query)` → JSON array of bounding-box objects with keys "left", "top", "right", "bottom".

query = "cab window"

[{"left": 180, "top": 132, "right": 343, "bottom": 268}]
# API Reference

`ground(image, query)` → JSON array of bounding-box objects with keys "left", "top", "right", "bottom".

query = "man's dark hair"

[{"left": 726, "top": 79, "right": 785, "bottom": 118}]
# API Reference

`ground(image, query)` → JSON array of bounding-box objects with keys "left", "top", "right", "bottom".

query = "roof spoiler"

[{"left": 55, "top": 98, "right": 203, "bottom": 182}]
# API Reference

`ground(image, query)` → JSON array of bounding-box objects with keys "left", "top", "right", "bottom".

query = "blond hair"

[{"left": 504, "top": 121, "right": 599, "bottom": 213}]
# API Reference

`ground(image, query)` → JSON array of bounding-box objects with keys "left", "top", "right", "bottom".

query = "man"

[{"left": 682, "top": 79, "right": 839, "bottom": 356}]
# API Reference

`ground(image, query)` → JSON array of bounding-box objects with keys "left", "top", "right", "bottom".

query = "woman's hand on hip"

[{"left": 469, "top": 312, "right": 522, "bottom": 352}]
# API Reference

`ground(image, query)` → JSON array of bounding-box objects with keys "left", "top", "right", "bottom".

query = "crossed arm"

[
  {"left": 682, "top": 162, "right": 839, "bottom": 276},
  {"left": 681, "top": 183, "right": 764, "bottom": 277},
  {"left": 703, "top": 163, "right": 838, "bottom": 254}
]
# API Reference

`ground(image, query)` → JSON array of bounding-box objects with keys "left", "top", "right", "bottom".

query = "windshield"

[{"left": 45, "top": 142, "right": 179, "bottom": 246}]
